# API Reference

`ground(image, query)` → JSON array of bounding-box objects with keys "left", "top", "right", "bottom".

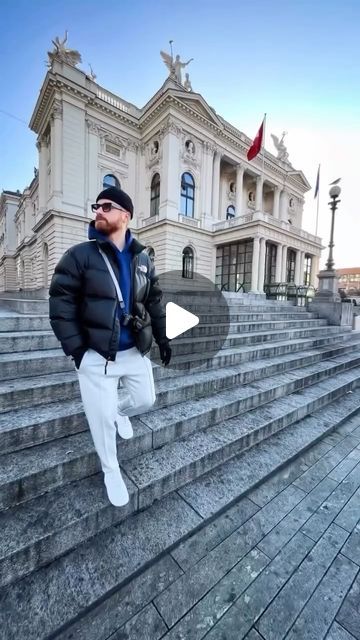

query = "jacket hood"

[{"left": 88, "top": 220, "right": 146, "bottom": 254}]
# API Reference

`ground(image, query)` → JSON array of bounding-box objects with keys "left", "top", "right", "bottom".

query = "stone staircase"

[{"left": 1, "top": 295, "right": 360, "bottom": 639}]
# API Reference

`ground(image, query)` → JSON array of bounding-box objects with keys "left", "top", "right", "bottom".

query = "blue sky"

[{"left": 0, "top": 0, "right": 359, "bottom": 266}]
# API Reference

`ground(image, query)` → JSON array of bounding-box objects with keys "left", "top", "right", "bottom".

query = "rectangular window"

[{"left": 215, "top": 240, "right": 253, "bottom": 292}]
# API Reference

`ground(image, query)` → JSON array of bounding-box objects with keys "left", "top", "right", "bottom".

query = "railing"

[
  {"left": 213, "top": 213, "right": 254, "bottom": 231},
  {"left": 142, "top": 215, "right": 159, "bottom": 227},
  {"left": 264, "top": 282, "right": 316, "bottom": 306},
  {"left": 97, "top": 90, "right": 130, "bottom": 113},
  {"left": 213, "top": 210, "right": 321, "bottom": 244},
  {"left": 220, "top": 281, "right": 245, "bottom": 293},
  {"left": 178, "top": 214, "right": 201, "bottom": 228}
]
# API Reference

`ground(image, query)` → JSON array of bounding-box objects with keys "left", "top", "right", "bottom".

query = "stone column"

[
  {"left": 251, "top": 235, "right": 260, "bottom": 292},
  {"left": 159, "top": 123, "right": 180, "bottom": 220},
  {"left": 211, "top": 150, "right": 221, "bottom": 219},
  {"left": 294, "top": 250, "right": 301, "bottom": 285},
  {"left": 299, "top": 251, "right": 305, "bottom": 285},
  {"left": 86, "top": 119, "right": 99, "bottom": 213},
  {"left": 37, "top": 136, "right": 48, "bottom": 211},
  {"left": 201, "top": 142, "right": 214, "bottom": 218},
  {"left": 255, "top": 175, "right": 263, "bottom": 211},
  {"left": 280, "top": 189, "right": 289, "bottom": 222},
  {"left": 281, "top": 245, "right": 288, "bottom": 281},
  {"left": 311, "top": 255, "right": 320, "bottom": 287},
  {"left": 258, "top": 237, "right": 266, "bottom": 292},
  {"left": 273, "top": 185, "right": 281, "bottom": 219},
  {"left": 275, "top": 243, "right": 282, "bottom": 281},
  {"left": 50, "top": 100, "right": 63, "bottom": 207},
  {"left": 235, "top": 163, "right": 244, "bottom": 217}
]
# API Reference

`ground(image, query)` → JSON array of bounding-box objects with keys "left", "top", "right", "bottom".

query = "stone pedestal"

[
  {"left": 314, "top": 268, "right": 340, "bottom": 302},
  {"left": 309, "top": 300, "right": 353, "bottom": 327}
]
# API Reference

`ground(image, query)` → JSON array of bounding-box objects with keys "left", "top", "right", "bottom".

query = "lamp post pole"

[{"left": 326, "top": 185, "right": 341, "bottom": 271}]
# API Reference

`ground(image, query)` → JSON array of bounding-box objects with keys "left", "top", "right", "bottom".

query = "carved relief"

[
  {"left": 180, "top": 137, "right": 199, "bottom": 169},
  {"left": 51, "top": 99, "right": 63, "bottom": 121},
  {"left": 146, "top": 139, "right": 162, "bottom": 168},
  {"left": 203, "top": 140, "right": 217, "bottom": 155}
]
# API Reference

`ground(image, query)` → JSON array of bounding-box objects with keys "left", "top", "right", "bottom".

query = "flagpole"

[
  {"left": 261, "top": 113, "right": 267, "bottom": 178},
  {"left": 315, "top": 163, "right": 320, "bottom": 236}
]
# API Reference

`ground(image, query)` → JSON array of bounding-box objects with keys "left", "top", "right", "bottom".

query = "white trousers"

[{"left": 76, "top": 346, "right": 156, "bottom": 474}]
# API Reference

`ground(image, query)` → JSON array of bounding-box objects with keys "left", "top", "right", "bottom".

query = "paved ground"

[{"left": 105, "top": 413, "right": 360, "bottom": 640}]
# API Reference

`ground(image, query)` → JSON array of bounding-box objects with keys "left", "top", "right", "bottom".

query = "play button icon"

[
  {"left": 149, "top": 269, "right": 230, "bottom": 372},
  {"left": 166, "top": 302, "right": 199, "bottom": 340}
]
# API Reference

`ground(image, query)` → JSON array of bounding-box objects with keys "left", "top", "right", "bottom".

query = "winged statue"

[
  {"left": 160, "top": 48, "right": 194, "bottom": 85},
  {"left": 270, "top": 132, "right": 289, "bottom": 162},
  {"left": 47, "top": 31, "right": 82, "bottom": 68}
]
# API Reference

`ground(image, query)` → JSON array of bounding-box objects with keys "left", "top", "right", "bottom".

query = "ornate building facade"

[{"left": 0, "top": 38, "right": 322, "bottom": 294}]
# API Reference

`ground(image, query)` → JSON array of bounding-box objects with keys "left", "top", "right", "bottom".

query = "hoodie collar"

[{"left": 88, "top": 219, "right": 146, "bottom": 255}]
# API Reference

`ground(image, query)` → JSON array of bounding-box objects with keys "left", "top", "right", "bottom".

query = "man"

[{"left": 49, "top": 186, "right": 171, "bottom": 507}]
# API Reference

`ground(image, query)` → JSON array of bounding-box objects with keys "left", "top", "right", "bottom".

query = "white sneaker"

[
  {"left": 115, "top": 414, "right": 133, "bottom": 440},
  {"left": 104, "top": 468, "right": 129, "bottom": 507}
]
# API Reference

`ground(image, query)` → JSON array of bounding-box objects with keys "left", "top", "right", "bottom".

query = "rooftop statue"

[
  {"left": 271, "top": 131, "right": 289, "bottom": 162},
  {"left": 47, "top": 31, "right": 82, "bottom": 68},
  {"left": 160, "top": 42, "right": 193, "bottom": 86}
]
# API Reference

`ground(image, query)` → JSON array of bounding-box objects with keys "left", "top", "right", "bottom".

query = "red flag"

[{"left": 247, "top": 118, "right": 264, "bottom": 161}]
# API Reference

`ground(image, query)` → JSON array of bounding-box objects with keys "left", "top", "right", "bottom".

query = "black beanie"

[{"left": 96, "top": 187, "right": 134, "bottom": 219}]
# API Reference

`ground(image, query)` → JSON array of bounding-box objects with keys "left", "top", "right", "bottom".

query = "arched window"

[
  {"left": 103, "top": 174, "right": 120, "bottom": 189},
  {"left": 146, "top": 246, "right": 155, "bottom": 264},
  {"left": 226, "top": 205, "right": 235, "bottom": 220},
  {"left": 180, "top": 172, "right": 195, "bottom": 218},
  {"left": 182, "top": 246, "right": 194, "bottom": 279},
  {"left": 150, "top": 173, "right": 160, "bottom": 217}
]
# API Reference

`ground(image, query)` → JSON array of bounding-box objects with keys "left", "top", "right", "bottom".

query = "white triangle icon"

[{"left": 166, "top": 302, "right": 199, "bottom": 340}]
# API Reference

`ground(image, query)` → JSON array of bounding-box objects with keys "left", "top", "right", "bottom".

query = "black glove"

[
  {"left": 71, "top": 347, "right": 87, "bottom": 370},
  {"left": 159, "top": 342, "right": 172, "bottom": 366}
]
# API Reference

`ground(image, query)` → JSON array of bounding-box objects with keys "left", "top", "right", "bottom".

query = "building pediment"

[
  {"left": 287, "top": 170, "right": 311, "bottom": 191},
  {"left": 171, "top": 92, "right": 224, "bottom": 128},
  {"left": 140, "top": 82, "right": 224, "bottom": 131}
]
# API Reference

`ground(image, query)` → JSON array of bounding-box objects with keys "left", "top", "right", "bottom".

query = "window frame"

[
  {"left": 180, "top": 172, "right": 195, "bottom": 218},
  {"left": 150, "top": 173, "right": 160, "bottom": 217}
]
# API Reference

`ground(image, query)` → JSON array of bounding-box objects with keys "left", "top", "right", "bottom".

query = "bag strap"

[{"left": 97, "top": 246, "right": 125, "bottom": 311}]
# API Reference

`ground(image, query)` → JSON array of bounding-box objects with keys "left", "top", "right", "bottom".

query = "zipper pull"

[{"left": 104, "top": 357, "right": 110, "bottom": 375}]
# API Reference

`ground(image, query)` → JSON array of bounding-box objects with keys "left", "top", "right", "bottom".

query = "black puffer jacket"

[{"left": 49, "top": 221, "right": 167, "bottom": 372}]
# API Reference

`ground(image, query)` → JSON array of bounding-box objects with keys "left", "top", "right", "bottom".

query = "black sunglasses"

[{"left": 91, "top": 202, "right": 128, "bottom": 213}]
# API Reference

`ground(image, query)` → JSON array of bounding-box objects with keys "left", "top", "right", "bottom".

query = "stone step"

[
  {"left": 1, "top": 360, "right": 359, "bottom": 515},
  {"left": 186, "top": 318, "right": 327, "bottom": 338},
  {"left": 0, "top": 314, "right": 51, "bottom": 333},
  {"left": 1, "top": 332, "right": 358, "bottom": 408},
  {"left": 169, "top": 302, "right": 310, "bottom": 314},
  {"left": 0, "top": 320, "right": 335, "bottom": 355},
  {"left": 0, "top": 330, "right": 59, "bottom": 353},
  {"left": 0, "top": 323, "right": 348, "bottom": 360},
  {"left": 0, "top": 387, "right": 359, "bottom": 620},
  {"left": 0, "top": 310, "right": 320, "bottom": 334},
  {"left": 0, "top": 319, "right": 329, "bottom": 373},
  {"left": 2, "top": 345, "right": 360, "bottom": 455},
  {"left": 172, "top": 332, "right": 360, "bottom": 372},
  {"left": 167, "top": 326, "right": 350, "bottom": 357},
  {"left": 0, "top": 298, "right": 49, "bottom": 314}
]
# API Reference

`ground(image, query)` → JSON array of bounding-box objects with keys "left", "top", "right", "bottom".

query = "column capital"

[
  {"left": 236, "top": 162, "right": 245, "bottom": 172},
  {"left": 203, "top": 141, "right": 217, "bottom": 156},
  {"left": 51, "top": 99, "right": 63, "bottom": 121}
]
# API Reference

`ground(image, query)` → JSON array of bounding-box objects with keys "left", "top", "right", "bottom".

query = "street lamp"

[{"left": 326, "top": 184, "right": 341, "bottom": 271}]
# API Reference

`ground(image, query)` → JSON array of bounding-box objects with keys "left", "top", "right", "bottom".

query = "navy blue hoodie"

[{"left": 88, "top": 224, "right": 135, "bottom": 351}]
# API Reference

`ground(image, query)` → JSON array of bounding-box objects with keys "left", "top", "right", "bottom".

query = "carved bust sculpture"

[
  {"left": 185, "top": 139, "right": 195, "bottom": 156},
  {"left": 150, "top": 141, "right": 159, "bottom": 157}
]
